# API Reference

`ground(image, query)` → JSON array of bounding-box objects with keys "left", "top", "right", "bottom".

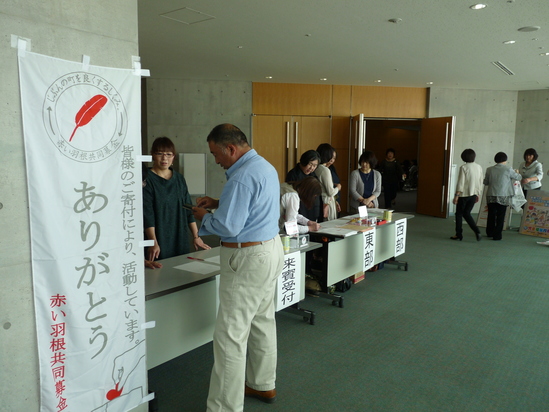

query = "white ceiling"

[{"left": 137, "top": 0, "right": 549, "bottom": 91}]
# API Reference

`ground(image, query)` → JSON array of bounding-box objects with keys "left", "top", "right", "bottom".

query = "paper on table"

[
  {"left": 174, "top": 261, "right": 220, "bottom": 274},
  {"left": 205, "top": 255, "right": 221, "bottom": 264},
  {"left": 317, "top": 227, "right": 357, "bottom": 237}
]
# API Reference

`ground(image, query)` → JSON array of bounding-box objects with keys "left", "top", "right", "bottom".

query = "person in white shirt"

[
  {"left": 279, "top": 176, "right": 322, "bottom": 234},
  {"left": 451, "top": 149, "right": 483, "bottom": 241}
]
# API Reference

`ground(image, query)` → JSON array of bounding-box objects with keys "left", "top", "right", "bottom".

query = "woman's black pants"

[{"left": 455, "top": 195, "right": 479, "bottom": 236}]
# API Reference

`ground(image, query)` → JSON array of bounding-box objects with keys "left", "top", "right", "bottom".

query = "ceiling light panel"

[{"left": 160, "top": 7, "right": 215, "bottom": 25}]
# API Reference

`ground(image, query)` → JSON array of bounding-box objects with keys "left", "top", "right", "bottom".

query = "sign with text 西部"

[
  {"left": 394, "top": 218, "right": 407, "bottom": 257},
  {"left": 18, "top": 50, "right": 147, "bottom": 412}
]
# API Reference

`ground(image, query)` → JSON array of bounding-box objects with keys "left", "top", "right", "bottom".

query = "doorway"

[
  {"left": 365, "top": 119, "right": 420, "bottom": 213},
  {"left": 351, "top": 115, "right": 455, "bottom": 217}
]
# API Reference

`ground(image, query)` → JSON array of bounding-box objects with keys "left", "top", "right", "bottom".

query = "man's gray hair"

[{"left": 207, "top": 123, "right": 249, "bottom": 147}]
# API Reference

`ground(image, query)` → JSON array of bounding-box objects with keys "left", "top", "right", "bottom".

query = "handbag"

[{"left": 511, "top": 180, "right": 526, "bottom": 212}]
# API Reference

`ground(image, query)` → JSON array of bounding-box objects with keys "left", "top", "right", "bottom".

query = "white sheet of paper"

[
  {"left": 205, "top": 255, "right": 221, "bottom": 264},
  {"left": 318, "top": 227, "right": 357, "bottom": 237},
  {"left": 358, "top": 205, "right": 368, "bottom": 218},
  {"left": 174, "top": 261, "right": 220, "bottom": 274}
]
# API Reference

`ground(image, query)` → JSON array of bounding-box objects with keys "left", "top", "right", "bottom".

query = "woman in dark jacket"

[
  {"left": 286, "top": 150, "right": 323, "bottom": 222},
  {"left": 378, "top": 148, "right": 406, "bottom": 208}
]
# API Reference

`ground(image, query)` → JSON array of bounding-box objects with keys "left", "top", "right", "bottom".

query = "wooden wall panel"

[
  {"left": 332, "top": 85, "right": 352, "bottom": 117},
  {"left": 253, "top": 83, "right": 332, "bottom": 116},
  {"left": 297, "top": 116, "right": 332, "bottom": 155},
  {"left": 252, "top": 115, "right": 291, "bottom": 183},
  {"left": 331, "top": 116, "right": 351, "bottom": 212},
  {"left": 351, "top": 86, "right": 428, "bottom": 119},
  {"left": 331, "top": 116, "right": 350, "bottom": 148}
]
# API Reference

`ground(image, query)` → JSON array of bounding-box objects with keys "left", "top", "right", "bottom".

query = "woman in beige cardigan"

[{"left": 316, "top": 143, "right": 341, "bottom": 221}]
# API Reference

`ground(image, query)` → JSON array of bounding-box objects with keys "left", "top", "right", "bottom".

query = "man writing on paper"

[{"left": 193, "top": 123, "right": 284, "bottom": 411}]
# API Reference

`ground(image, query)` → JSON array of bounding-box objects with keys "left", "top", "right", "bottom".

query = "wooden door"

[
  {"left": 251, "top": 115, "right": 291, "bottom": 182},
  {"left": 252, "top": 115, "right": 332, "bottom": 182},
  {"left": 295, "top": 116, "right": 332, "bottom": 156},
  {"left": 416, "top": 116, "right": 455, "bottom": 218}
]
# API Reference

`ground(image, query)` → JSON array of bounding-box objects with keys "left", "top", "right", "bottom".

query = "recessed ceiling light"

[
  {"left": 237, "top": 46, "right": 243, "bottom": 49},
  {"left": 518, "top": 26, "right": 540, "bottom": 32},
  {"left": 265, "top": 76, "right": 273, "bottom": 79},
  {"left": 375, "top": 80, "right": 381, "bottom": 83},
  {"left": 470, "top": 4, "right": 487, "bottom": 10},
  {"left": 503, "top": 40, "right": 516, "bottom": 44},
  {"left": 540, "top": 53, "right": 549, "bottom": 56},
  {"left": 320, "top": 78, "right": 327, "bottom": 81},
  {"left": 426, "top": 82, "right": 434, "bottom": 85}
]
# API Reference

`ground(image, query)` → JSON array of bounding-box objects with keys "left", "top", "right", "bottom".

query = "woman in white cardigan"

[
  {"left": 349, "top": 150, "right": 382, "bottom": 212},
  {"left": 316, "top": 143, "right": 341, "bottom": 221},
  {"left": 451, "top": 148, "right": 483, "bottom": 241}
]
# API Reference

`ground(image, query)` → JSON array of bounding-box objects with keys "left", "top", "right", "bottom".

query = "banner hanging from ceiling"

[{"left": 18, "top": 47, "right": 148, "bottom": 412}]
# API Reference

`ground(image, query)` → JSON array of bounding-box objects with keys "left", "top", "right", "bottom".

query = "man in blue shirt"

[{"left": 193, "top": 123, "right": 284, "bottom": 411}]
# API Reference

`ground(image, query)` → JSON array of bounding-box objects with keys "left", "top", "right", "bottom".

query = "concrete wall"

[
  {"left": 429, "top": 88, "right": 519, "bottom": 213},
  {"left": 429, "top": 88, "right": 519, "bottom": 168},
  {"left": 0, "top": 1, "right": 144, "bottom": 410},
  {"left": 514, "top": 90, "right": 549, "bottom": 177},
  {"left": 144, "top": 78, "right": 252, "bottom": 198}
]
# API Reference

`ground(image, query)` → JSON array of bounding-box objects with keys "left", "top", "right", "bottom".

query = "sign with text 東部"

[{"left": 362, "top": 228, "right": 377, "bottom": 272}]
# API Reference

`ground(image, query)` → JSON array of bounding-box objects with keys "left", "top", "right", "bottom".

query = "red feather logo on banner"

[{"left": 68, "top": 94, "right": 108, "bottom": 142}]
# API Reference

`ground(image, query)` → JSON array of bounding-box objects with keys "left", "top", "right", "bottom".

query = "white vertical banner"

[
  {"left": 394, "top": 218, "right": 407, "bottom": 257},
  {"left": 275, "top": 251, "right": 301, "bottom": 311},
  {"left": 362, "top": 228, "right": 376, "bottom": 271},
  {"left": 18, "top": 50, "right": 147, "bottom": 411}
]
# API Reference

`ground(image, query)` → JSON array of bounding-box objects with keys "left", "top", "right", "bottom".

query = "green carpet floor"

[{"left": 148, "top": 213, "right": 549, "bottom": 411}]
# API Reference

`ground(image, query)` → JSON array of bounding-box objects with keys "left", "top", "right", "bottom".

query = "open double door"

[{"left": 351, "top": 114, "right": 455, "bottom": 218}]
